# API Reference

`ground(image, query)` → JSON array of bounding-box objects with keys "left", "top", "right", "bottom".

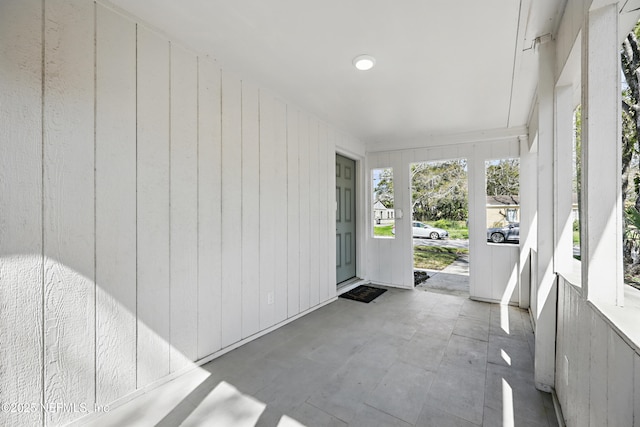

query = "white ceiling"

[{"left": 108, "top": 0, "right": 564, "bottom": 147}]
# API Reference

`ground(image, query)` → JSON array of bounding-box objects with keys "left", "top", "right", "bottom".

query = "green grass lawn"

[
  {"left": 374, "top": 220, "right": 469, "bottom": 239},
  {"left": 424, "top": 219, "right": 469, "bottom": 240},
  {"left": 414, "top": 246, "right": 469, "bottom": 270},
  {"left": 373, "top": 224, "right": 394, "bottom": 237}
]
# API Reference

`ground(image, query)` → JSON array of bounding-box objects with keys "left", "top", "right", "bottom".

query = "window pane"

[
  {"left": 573, "top": 105, "right": 581, "bottom": 260},
  {"left": 372, "top": 168, "right": 395, "bottom": 238},
  {"left": 486, "top": 158, "right": 520, "bottom": 245},
  {"left": 622, "top": 23, "right": 640, "bottom": 288}
]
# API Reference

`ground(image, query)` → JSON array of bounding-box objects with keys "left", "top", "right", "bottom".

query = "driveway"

[{"left": 413, "top": 238, "right": 469, "bottom": 250}]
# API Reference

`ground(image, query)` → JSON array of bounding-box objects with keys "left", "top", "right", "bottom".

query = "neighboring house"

[
  {"left": 373, "top": 200, "right": 394, "bottom": 222},
  {"left": 486, "top": 195, "right": 520, "bottom": 227},
  {"left": 486, "top": 195, "right": 579, "bottom": 227}
]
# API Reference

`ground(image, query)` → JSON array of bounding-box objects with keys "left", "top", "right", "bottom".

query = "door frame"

[{"left": 335, "top": 148, "right": 365, "bottom": 286}]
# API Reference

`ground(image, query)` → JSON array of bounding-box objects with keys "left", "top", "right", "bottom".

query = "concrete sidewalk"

[{"left": 416, "top": 254, "right": 470, "bottom": 296}]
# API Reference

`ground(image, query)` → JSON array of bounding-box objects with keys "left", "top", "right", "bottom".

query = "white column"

[
  {"left": 518, "top": 135, "right": 536, "bottom": 309},
  {"left": 534, "top": 38, "right": 557, "bottom": 391},
  {"left": 581, "top": 4, "right": 623, "bottom": 306}
]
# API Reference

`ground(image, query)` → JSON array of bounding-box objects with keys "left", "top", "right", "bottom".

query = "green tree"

[
  {"left": 486, "top": 159, "right": 519, "bottom": 197},
  {"left": 621, "top": 23, "right": 640, "bottom": 266},
  {"left": 573, "top": 105, "right": 581, "bottom": 202},
  {"left": 373, "top": 168, "right": 394, "bottom": 208},
  {"left": 411, "top": 160, "right": 468, "bottom": 221}
]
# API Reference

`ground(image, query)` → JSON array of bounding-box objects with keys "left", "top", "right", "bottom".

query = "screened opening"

[
  {"left": 622, "top": 22, "right": 640, "bottom": 289},
  {"left": 372, "top": 167, "right": 395, "bottom": 238},
  {"left": 410, "top": 159, "right": 469, "bottom": 290},
  {"left": 572, "top": 105, "right": 581, "bottom": 261},
  {"left": 486, "top": 158, "right": 520, "bottom": 245}
]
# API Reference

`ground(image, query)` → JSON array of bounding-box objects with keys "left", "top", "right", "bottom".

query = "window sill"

[
  {"left": 589, "top": 285, "right": 640, "bottom": 355},
  {"left": 556, "top": 259, "right": 582, "bottom": 288}
]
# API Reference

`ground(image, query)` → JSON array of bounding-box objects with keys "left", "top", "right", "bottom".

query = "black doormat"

[
  {"left": 339, "top": 285, "right": 387, "bottom": 303},
  {"left": 414, "top": 271, "right": 429, "bottom": 286}
]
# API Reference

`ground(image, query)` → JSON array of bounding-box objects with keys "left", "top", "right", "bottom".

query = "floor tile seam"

[
  {"left": 427, "top": 402, "right": 484, "bottom": 427},
  {"left": 441, "top": 358, "right": 488, "bottom": 373},
  {"left": 361, "top": 401, "right": 417, "bottom": 426},
  {"left": 487, "top": 329, "right": 530, "bottom": 338},
  {"left": 483, "top": 405, "right": 552, "bottom": 427},
  {"left": 450, "top": 331, "right": 489, "bottom": 342},
  {"left": 487, "top": 332, "right": 529, "bottom": 343},
  {"left": 478, "top": 346, "right": 491, "bottom": 426},
  {"left": 303, "top": 398, "right": 352, "bottom": 425},
  {"left": 333, "top": 365, "right": 389, "bottom": 393},
  {"left": 486, "top": 343, "right": 535, "bottom": 361},
  {"left": 482, "top": 400, "right": 553, "bottom": 426},
  {"left": 396, "top": 356, "right": 441, "bottom": 375},
  {"left": 457, "top": 313, "right": 492, "bottom": 322},
  {"left": 234, "top": 376, "right": 272, "bottom": 398},
  {"left": 449, "top": 333, "right": 491, "bottom": 347},
  {"left": 419, "top": 404, "right": 484, "bottom": 427},
  {"left": 485, "top": 360, "right": 535, "bottom": 377},
  {"left": 486, "top": 342, "right": 535, "bottom": 357},
  {"left": 439, "top": 359, "right": 489, "bottom": 374}
]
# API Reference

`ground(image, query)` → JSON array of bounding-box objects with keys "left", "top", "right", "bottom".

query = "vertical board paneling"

[
  {"left": 220, "top": 71, "right": 243, "bottom": 347},
  {"left": 401, "top": 150, "right": 414, "bottom": 287},
  {"left": 0, "top": 0, "right": 43, "bottom": 425},
  {"left": 567, "top": 287, "right": 579, "bottom": 425},
  {"left": 470, "top": 148, "right": 488, "bottom": 298},
  {"left": 555, "top": 281, "right": 566, "bottom": 409},
  {"left": 287, "top": 108, "right": 301, "bottom": 316},
  {"left": 575, "top": 290, "right": 590, "bottom": 427},
  {"left": 198, "top": 58, "right": 222, "bottom": 358},
  {"left": 309, "top": 118, "right": 320, "bottom": 306},
  {"left": 367, "top": 153, "right": 379, "bottom": 282},
  {"left": 390, "top": 152, "right": 404, "bottom": 286},
  {"left": 274, "top": 99, "right": 288, "bottom": 323},
  {"left": 259, "top": 91, "right": 277, "bottom": 328},
  {"left": 43, "top": 1, "right": 95, "bottom": 424},
  {"left": 376, "top": 152, "right": 393, "bottom": 285},
  {"left": 95, "top": 4, "right": 136, "bottom": 404},
  {"left": 589, "top": 312, "right": 608, "bottom": 426},
  {"left": 318, "top": 123, "right": 329, "bottom": 300},
  {"left": 298, "top": 112, "right": 311, "bottom": 311},
  {"left": 562, "top": 286, "right": 572, "bottom": 423},
  {"left": 2, "top": 3, "right": 373, "bottom": 423},
  {"left": 169, "top": 44, "right": 198, "bottom": 371},
  {"left": 137, "top": 25, "right": 171, "bottom": 386},
  {"left": 635, "top": 354, "right": 640, "bottom": 427},
  {"left": 608, "top": 331, "right": 634, "bottom": 427},
  {"left": 242, "top": 80, "right": 261, "bottom": 338}
]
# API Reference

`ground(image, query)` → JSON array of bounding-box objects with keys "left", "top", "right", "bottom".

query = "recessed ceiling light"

[{"left": 353, "top": 54, "right": 376, "bottom": 71}]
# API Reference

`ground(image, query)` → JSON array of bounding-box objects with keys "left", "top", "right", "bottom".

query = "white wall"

[
  {"left": 556, "top": 278, "right": 639, "bottom": 427},
  {"left": 366, "top": 139, "right": 522, "bottom": 305},
  {"left": 0, "top": 1, "right": 364, "bottom": 425},
  {"left": 530, "top": 0, "right": 640, "bottom": 421}
]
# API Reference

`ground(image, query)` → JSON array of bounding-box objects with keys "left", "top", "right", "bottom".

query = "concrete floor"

[{"left": 87, "top": 288, "right": 559, "bottom": 427}]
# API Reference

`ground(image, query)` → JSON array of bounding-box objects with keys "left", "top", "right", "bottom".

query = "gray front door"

[{"left": 336, "top": 154, "right": 356, "bottom": 284}]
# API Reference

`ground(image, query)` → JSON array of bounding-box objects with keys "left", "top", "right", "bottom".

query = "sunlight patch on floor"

[{"left": 502, "top": 378, "right": 514, "bottom": 427}]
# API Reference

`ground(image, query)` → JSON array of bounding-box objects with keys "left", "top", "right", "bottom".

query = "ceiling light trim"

[{"left": 353, "top": 54, "right": 376, "bottom": 71}]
